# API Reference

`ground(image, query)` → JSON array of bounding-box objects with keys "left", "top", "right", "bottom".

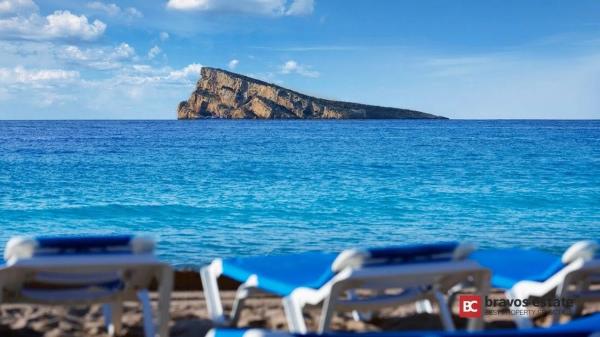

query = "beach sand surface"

[{"left": 1, "top": 289, "right": 598, "bottom": 337}]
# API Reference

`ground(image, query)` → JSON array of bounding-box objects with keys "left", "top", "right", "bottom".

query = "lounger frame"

[
  {"left": 504, "top": 244, "right": 599, "bottom": 329},
  {"left": 202, "top": 258, "right": 490, "bottom": 333},
  {"left": 0, "top": 253, "right": 173, "bottom": 337}
]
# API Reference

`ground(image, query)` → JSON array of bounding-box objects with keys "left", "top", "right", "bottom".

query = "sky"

[{"left": 0, "top": 0, "right": 599, "bottom": 119}]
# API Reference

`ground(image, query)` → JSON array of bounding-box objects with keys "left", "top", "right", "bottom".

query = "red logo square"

[{"left": 458, "top": 295, "right": 482, "bottom": 318}]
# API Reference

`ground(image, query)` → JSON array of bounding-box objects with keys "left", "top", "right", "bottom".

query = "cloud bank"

[{"left": 0, "top": 1, "right": 106, "bottom": 41}]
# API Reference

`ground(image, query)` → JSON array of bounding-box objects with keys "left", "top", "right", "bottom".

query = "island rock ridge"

[{"left": 177, "top": 67, "right": 446, "bottom": 119}]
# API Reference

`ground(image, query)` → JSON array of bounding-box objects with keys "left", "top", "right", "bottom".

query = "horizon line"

[{"left": 0, "top": 119, "right": 599, "bottom": 121}]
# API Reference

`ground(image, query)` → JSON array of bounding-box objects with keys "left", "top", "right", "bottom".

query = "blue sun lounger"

[
  {"left": 0, "top": 235, "right": 173, "bottom": 337},
  {"left": 206, "top": 312, "right": 600, "bottom": 337},
  {"left": 201, "top": 242, "right": 490, "bottom": 333},
  {"left": 471, "top": 240, "right": 600, "bottom": 329}
]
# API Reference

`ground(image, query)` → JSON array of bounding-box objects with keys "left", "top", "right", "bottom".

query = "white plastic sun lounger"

[
  {"left": 0, "top": 235, "right": 173, "bottom": 337},
  {"left": 201, "top": 242, "right": 490, "bottom": 333},
  {"left": 471, "top": 240, "right": 600, "bottom": 329}
]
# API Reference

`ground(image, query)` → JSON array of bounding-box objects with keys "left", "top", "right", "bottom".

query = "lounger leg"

[
  {"left": 347, "top": 290, "right": 373, "bottom": 322},
  {"left": 433, "top": 290, "right": 455, "bottom": 331},
  {"left": 555, "top": 277, "right": 586, "bottom": 324},
  {"left": 283, "top": 295, "right": 308, "bottom": 333},
  {"left": 157, "top": 265, "right": 173, "bottom": 337},
  {"left": 447, "top": 284, "right": 463, "bottom": 313},
  {"left": 571, "top": 279, "right": 588, "bottom": 318},
  {"left": 415, "top": 299, "right": 433, "bottom": 314},
  {"left": 319, "top": 289, "right": 339, "bottom": 333},
  {"left": 552, "top": 279, "right": 567, "bottom": 324},
  {"left": 138, "top": 290, "right": 157, "bottom": 337},
  {"left": 230, "top": 284, "right": 251, "bottom": 325},
  {"left": 506, "top": 289, "right": 533, "bottom": 329},
  {"left": 102, "top": 304, "right": 112, "bottom": 335},
  {"left": 572, "top": 298, "right": 585, "bottom": 319},
  {"left": 466, "top": 271, "right": 489, "bottom": 331},
  {"left": 103, "top": 302, "right": 123, "bottom": 336},
  {"left": 200, "top": 261, "right": 227, "bottom": 325}
]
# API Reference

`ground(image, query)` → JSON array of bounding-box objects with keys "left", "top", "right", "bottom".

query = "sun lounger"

[
  {"left": 0, "top": 235, "right": 173, "bottom": 337},
  {"left": 201, "top": 242, "right": 490, "bottom": 333},
  {"left": 206, "top": 312, "right": 600, "bottom": 337},
  {"left": 471, "top": 240, "right": 599, "bottom": 328}
]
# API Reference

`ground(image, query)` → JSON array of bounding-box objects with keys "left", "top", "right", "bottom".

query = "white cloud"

[
  {"left": 166, "top": 0, "right": 314, "bottom": 16},
  {"left": 147, "top": 45, "right": 161, "bottom": 59},
  {"left": 228, "top": 59, "right": 239, "bottom": 70},
  {"left": 41, "top": 10, "right": 106, "bottom": 40},
  {"left": 280, "top": 60, "right": 319, "bottom": 78},
  {"left": 87, "top": 2, "right": 119, "bottom": 16},
  {"left": 0, "top": 37, "right": 205, "bottom": 118},
  {"left": 0, "top": 0, "right": 37, "bottom": 15},
  {"left": 86, "top": 2, "right": 142, "bottom": 19},
  {"left": 112, "top": 42, "right": 135, "bottom": 59},
  {"left": 0, "top": 64, "right": 81, "bottom": 111},
  {"left": 285, "top": 0, "right": 313, "bottom": 16},
  {"left": 0, "top": 66, "right": 79, "bottom": 83},
  {"left": 168, "top": 63, "right": 202, "bottom": 80},
  {"left": 159, "top": 31, "right": 169, "bottom": 41},
  {"left": 110, "top": 63, "right": 205, "bottom": 86},
  {"left": 131, "top": 64, "right": 153, "bottom": 73},
  {"left": 106, "top": 63, "right": 204, "bottom": 86},
  {"left": 63, "top": 45, "right": 87, "bottom": 60},
  {"left": 0, "top": 9, "right": 106, "bottom": 41},
  {"left": 60, "top": 43, "right": 136, "bottom": 70}
]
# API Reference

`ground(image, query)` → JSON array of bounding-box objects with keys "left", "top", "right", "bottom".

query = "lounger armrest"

[
  {"left": 331, "top": 249, "right": 369, "bottom": 272},
  {"left": 453, "top": 243, "right": 476, "bottom": 260},
  {"left": 561, "top": 240, "right": 599, "bottom": 264},
  {"left": 130, "top": 236, "right": 155, "bottom": 254},
  {"left": 4, "top": 237, "right": 37, "bottom": 261}
]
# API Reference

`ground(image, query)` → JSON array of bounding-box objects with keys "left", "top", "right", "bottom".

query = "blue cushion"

[
  {"left": 367, "top": 242, "right": 458, "bottom": 261},
  {"left": 222, "top": 252, "right": 338, "bottom": 296},
  {"left": 36, "top": 235, "right": 134, "bottom": 250},
  {"left": 221, "top": 243, "right": 462, "bottom": 296},
  {"left": 33, "top": 235, "right": 136, "bottom": 256},
  {"left": 471, "top": 248, "right": 564, "bottom": 289}
]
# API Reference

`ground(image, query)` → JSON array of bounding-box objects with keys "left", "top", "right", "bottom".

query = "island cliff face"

[{"left": 177, "top": 67, "right": 446, "bottom": 120}]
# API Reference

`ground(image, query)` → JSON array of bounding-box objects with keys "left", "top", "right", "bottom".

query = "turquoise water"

[{"left": 0, "top": 120, "right": 598, "bottom": 268}]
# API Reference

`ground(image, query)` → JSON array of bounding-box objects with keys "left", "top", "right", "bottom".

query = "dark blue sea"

[{"left": 0, "top": 120, "right": 598, "bottom": 268}]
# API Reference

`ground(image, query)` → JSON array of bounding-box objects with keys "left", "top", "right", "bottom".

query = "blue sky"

[{"left": 0, "top": 0, "right": 599, "bottom": 119}]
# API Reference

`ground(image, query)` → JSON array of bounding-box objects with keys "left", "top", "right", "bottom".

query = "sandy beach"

[{"left": 1, "top": 272, "right": 598, "bottom": 337}]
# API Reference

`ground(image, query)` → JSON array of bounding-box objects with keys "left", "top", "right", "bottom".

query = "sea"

[{"left": 0, "top": 120, "right": 598, "bottom": 268}]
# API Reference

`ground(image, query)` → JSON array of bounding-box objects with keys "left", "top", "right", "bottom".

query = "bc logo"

[{"left": 458, "top": 295, "right": 482, "bottom": 318}]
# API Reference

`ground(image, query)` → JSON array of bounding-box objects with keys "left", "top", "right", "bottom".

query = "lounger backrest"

[
  {"left": 2, "top": 235, "right": 159, "bottom": 300},
  {"left": 331, "top": 242, "right": 474, "bottom": 272},
  {"left": 4, "top": 235, "right": 155, "bottom": 261},
  {"left": 561, "top": 240, "right": 599, "bottom": 264}
]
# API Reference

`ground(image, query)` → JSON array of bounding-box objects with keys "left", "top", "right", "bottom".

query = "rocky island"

[{"left": 177, "top": 67, "right": 446, "bottom": 119}]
